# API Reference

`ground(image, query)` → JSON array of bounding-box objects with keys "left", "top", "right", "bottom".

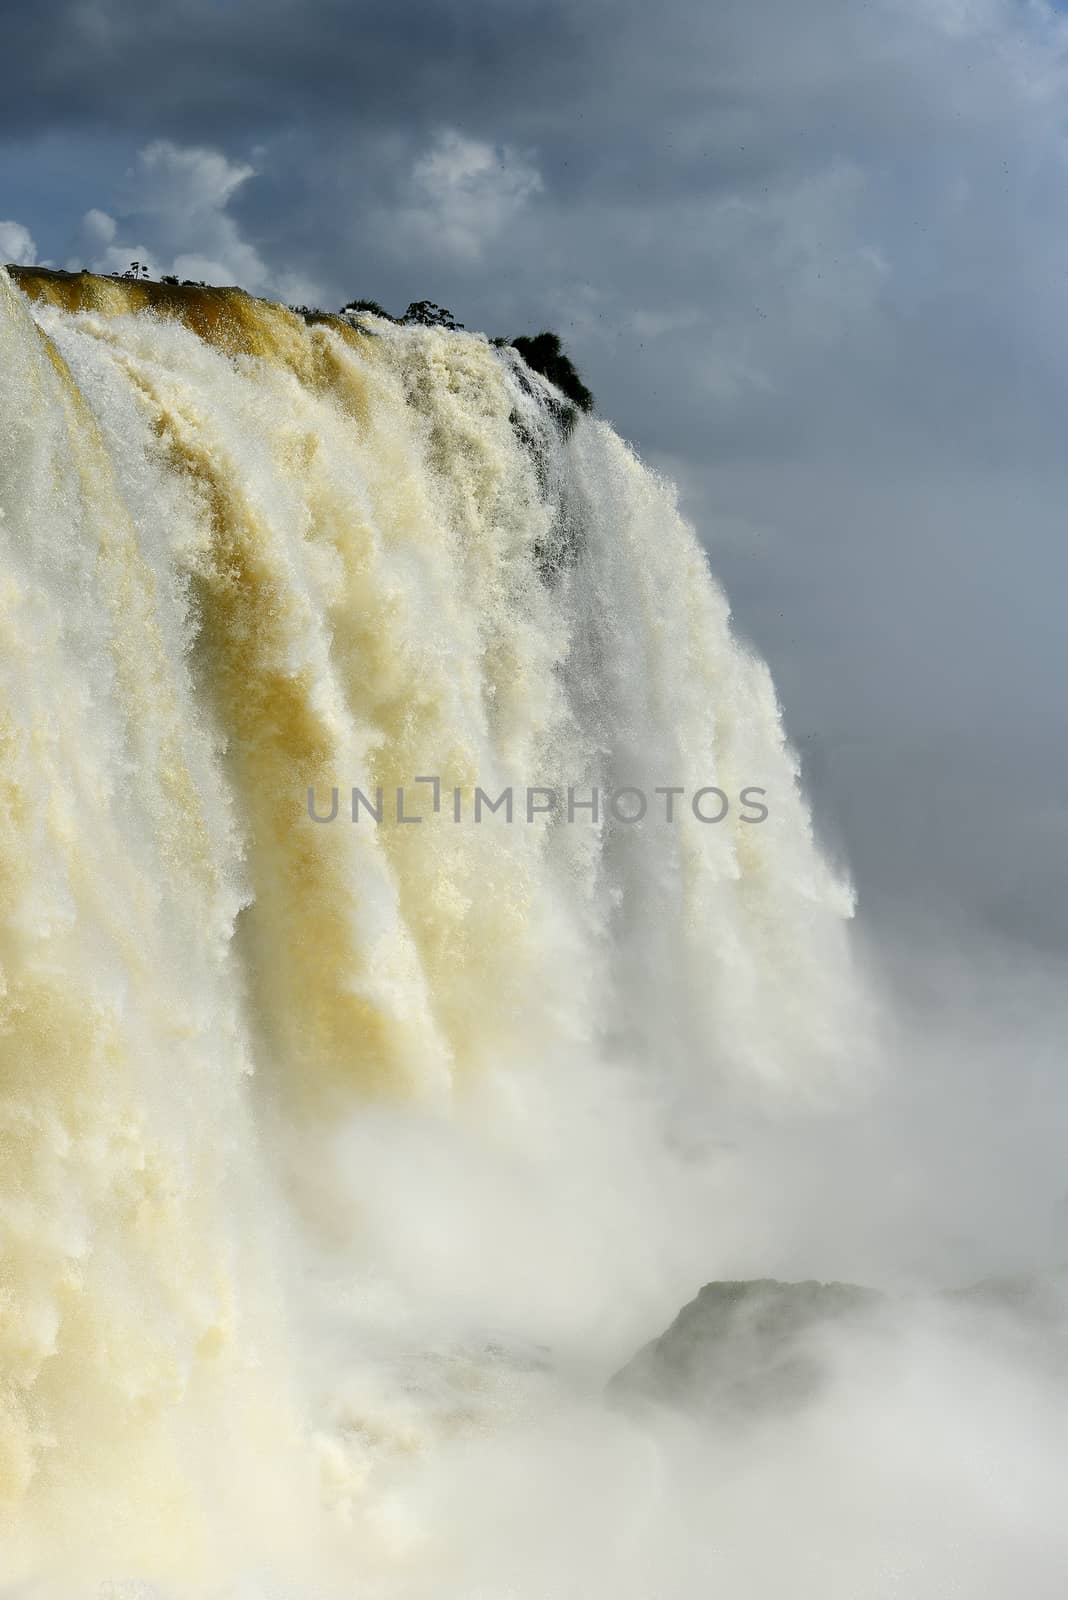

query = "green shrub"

[{"left": 510, "top": 332, "right": 593, "bottom": 413}]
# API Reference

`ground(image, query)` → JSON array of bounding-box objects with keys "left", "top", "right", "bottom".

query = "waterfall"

[{"left": 0, "top": 267, "right": 860, "bottom": 1590}]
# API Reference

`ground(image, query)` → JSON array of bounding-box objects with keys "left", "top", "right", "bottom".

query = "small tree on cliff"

[{"left": 401, "top": 301, "right": 463, "bottom": 329}]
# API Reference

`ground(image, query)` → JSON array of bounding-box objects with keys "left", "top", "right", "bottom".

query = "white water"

[{"left": 4, "top": 268, "right": 1062, "bottom": 1597}]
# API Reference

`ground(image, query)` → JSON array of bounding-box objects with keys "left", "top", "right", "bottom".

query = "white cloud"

[
  {"left": 134, "top": 139, "right": 255, "bottom": 218},
  {"left": 79, "top": 208, "right": 116, "bottom": 249},
  {"left": 384, "top": 128, "right": 543, "bottom": 263},
  {"left": 65, "top": 141, "right": 324, "bottom": 300},
  {"left": 0, "top": 221, "right": 37, "bottom": 267},
  {"left": 72, "top": 231, "right": 163, "bottom": 281}
]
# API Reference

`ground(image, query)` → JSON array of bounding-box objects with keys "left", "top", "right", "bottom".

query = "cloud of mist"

[{"left": 264, "top": 933, "right": 1068, "bottom": 1597}]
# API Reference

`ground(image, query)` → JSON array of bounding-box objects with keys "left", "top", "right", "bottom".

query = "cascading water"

[{"left": 0, "top": 265, "right": 863, "bottom": 1593}]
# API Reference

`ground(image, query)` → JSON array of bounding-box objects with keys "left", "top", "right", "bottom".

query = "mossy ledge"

[{"left": 4, "top": 265, "right": 367, "bottom": 361}]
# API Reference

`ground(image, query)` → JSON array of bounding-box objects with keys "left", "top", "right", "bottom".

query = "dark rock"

[
  {"left": 611, "top": 1271, "right": 1068, "bottom": 1420},
  {"left": 611, "top": 1279, "right": 882, "bottom": 1416}
]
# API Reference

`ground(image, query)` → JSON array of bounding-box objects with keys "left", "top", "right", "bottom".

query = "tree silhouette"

[{"left": 402, "top": 300, "right": 463, "bottom": 329}]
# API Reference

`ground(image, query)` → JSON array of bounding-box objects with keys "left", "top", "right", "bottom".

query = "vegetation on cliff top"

[
  {"left": 299, "top": 297, "right": 594, "bottom": 415},
  {"left": 507, "top": 332, "right": 593, "bottom": 414},
  {"left": 7, "top": 260, "right": 594, "bottom": 417}
]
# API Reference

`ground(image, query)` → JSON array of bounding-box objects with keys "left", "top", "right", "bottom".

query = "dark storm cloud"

[
  {"left": 0, "top": 0, "right": 589, "bottom": 139},
  {"left": 5, "top": 0, "right": 1068, "bottom": 948}
]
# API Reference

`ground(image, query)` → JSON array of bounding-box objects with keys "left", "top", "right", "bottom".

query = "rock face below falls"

[
  {"left": 611, "top": 1279, "right": 882, "bottom": 1415},
  {"left": 611, "top": 1274, "right": 1068, "bottom": 1417}
]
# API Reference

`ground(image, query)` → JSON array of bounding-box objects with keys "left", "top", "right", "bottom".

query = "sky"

[{"left": 4, "top": 0, "right": 1068, "bottom": 954}]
